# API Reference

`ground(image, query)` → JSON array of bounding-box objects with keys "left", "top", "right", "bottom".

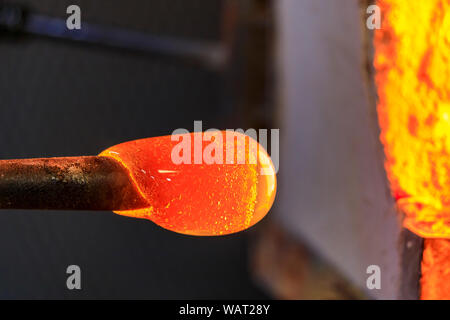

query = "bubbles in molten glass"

[{"left": 99, "top": 131, "right": 276, "bottom": 236}]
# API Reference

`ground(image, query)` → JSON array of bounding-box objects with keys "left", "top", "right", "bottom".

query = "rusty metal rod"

[{"left": 0, "top": 156, "right": 148, "bottom": 210}]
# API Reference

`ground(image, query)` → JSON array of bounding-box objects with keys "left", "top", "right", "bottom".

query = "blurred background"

[
  {"left": 0, "top": 0, "right": 423, "bottom": 299},
  {"left": 0, "top": 0, "right": 274, "bottom": 299}
]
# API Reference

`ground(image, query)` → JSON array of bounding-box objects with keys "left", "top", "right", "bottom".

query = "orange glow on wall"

[
  {"left": 99, "top": 131, "right": 276, "bottom": 236},
  {"left": 421, "top": 238, "right": 450, "bottom": 299},
  {"left": 374, "top": 0, "right": 450, "bottom": 299},
  {"left": 374, "top": 0, "right": 450, "bottom": 238}
]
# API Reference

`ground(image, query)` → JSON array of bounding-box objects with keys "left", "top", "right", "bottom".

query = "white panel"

[{"left": 275, "top": 0, "right": 403, "bottom": 299}]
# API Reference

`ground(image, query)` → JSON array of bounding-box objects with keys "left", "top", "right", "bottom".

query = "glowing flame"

[
  {"left": 374, "top": 0, "right": 450, "bottom": 299},
  {"left": 374, "top": 0, "right": 450, "bottom": 238},
  {"left": 99, "top": 131, "right": 276, "bottom": 236}
]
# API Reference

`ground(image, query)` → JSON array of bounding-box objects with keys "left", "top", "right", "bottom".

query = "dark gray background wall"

[{"left": 0, "top": 0, "right": 267, "bottom": 299}]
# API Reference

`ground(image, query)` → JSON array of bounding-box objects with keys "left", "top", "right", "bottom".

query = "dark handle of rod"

[
  {"left": 0, "top": 3, "right": 26, "bottom": 32},
  {"left": 0, "top": 156, "right": 148, "bottom": 210},
  {"left": 0, "top": 3, "right": 228, "bottom": 71}
]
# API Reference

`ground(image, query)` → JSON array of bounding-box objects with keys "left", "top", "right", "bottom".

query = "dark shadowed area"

[{"left": 0, "top": 0, "right": 268, "bottom": 299}]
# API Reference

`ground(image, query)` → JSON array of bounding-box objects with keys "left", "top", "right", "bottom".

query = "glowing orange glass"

[{"left": 99, "top": 131, "right": 276, "bottom": 236}]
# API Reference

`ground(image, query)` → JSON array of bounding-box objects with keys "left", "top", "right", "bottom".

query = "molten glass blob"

[
  {"left": 99, "top": 131, "right": 276, "bottom": 236},
  {"left": 375, "top": 0, "right": 450, "bottom": 238}
]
